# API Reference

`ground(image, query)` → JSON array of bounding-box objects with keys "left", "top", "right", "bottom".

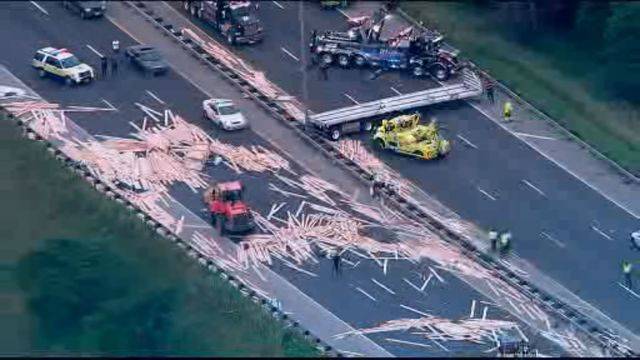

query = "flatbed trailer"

[{"left": 307, "top": 68, "right": 483, "bottom": 140}]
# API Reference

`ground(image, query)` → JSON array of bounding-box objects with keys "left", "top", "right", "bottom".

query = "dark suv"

[{"left": 61, "top": 1, "right": 107, "bottom": 19}]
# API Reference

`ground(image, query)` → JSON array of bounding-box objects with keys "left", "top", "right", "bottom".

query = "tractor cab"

[{"left": 208, "top": 181, "right": 255, "bottom": 235}]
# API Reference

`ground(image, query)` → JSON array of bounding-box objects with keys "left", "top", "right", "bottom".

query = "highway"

[
  {"left": 0, "top": 1, "right": 563, "bottom": 356},
  {"left": 162, "top": 0, "right": 640, "bottom": 336}
]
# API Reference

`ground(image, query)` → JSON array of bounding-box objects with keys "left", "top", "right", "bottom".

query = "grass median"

[
  {"left": 401, "top": 2, "right": 640, "bottom": 176},
  {"left": 0, "top": 116, "right": 318, "bottom": 356}
]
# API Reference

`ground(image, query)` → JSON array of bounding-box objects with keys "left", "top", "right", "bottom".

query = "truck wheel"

[
  {"left": 65, "top": 77, "right": 74, "bottom": 86},
  {"left": 183, "top": 1, "right": 189, "bottom": 11},
  {"left": 320, "top": 53, "right": 333, "bottom": 65},
  {"left": 338, "top": 54, "right": 350, "bottom": 67},
  {"left": 430, "top": 64, "right": 449, "bottom": 81},
  {"left": 360, "top": 120, "right": 372, "bottom": 132},
  {"left": 354, "top": 55, "right": 366, "bottom": 67},
  {"left": 190, "top": 4, "right": 197, "bottom": 17},
  {"left": 227, "top": 33, "right": 236, "bottom": 45},
  {"left": 412, "top": 66, "right": 425, "bottom": 77},
  {"left": 374, "top": 138, "right": 385, "bottom": 149},
  {"left": 196, "top": 8, "right": 203, "bottom": 18},
  {"left": 329, "top": 127, "right": 341, "bottom": 141},
  {"left": 38, "top": 69, "right": 46, "bottom": 78}
]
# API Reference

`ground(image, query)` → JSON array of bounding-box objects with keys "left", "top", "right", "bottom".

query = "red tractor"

[{"left": 206, "top": 181, "right": 255, "bottom": 236}]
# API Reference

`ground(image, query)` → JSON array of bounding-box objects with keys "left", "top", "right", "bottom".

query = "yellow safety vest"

[
  {"left": 503, "top": 102, "right": 513, "bottom": 116},
  {"left": 623, "top": 263, "right": 632, "bottom": 273}
]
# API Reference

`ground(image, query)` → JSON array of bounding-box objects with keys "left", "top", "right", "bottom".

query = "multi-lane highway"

[
  {"left": 3, "top": 0, "right": 638, "bottom": 356},
  {"left": 162, "top": 0, "right": 640, "bottom": 335},
  {"left": 0, "top": 1, "right": 561, "bottom": 356}
]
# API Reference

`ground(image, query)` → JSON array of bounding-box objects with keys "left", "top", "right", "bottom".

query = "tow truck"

[
  {"left": 309, "top": 7, "right": 460, "bottom": 80},
  {"left": 204, "top": 180, "right": 255, "bottom": 236},
  {"left": 32, "top": 47, "right": 95, "bottom": 86},
  {"left": 182, "top": 1, "right": 264, "bottom": 45}
]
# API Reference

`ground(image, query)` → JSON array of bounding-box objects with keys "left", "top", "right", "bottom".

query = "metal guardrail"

[
  {"left": 308, "top": 68, "right": 482, "bottom": 129},
  {"left": 123, "top": 2, "right": 636, "bottom": 356},
  {"left": 395, "top": 7, "right": 640, "bottom": 183}
]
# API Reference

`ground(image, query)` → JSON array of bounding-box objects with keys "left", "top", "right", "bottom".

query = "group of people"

[
  {"left": 489, "top": 229, "right": 512, "bottom": 256},
  {"left": 99, "top": 40, "right": 121, "bottom": 80}
]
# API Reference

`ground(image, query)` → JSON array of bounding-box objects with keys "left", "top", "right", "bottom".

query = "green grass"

[
  {"left": 401, "top": 2, "right": 640, "bottom": 176},
  {"left": 0, "top": 116, "right": 319, "bottom": 357}
]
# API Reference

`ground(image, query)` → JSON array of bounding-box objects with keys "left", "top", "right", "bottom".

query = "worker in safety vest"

[
  {"left": 499, "top": 231, "right": 512, "bottom": 255},
  {"left": 503, "top": 101, "right": 513, "bottom": 122},
  {"left": 489, "top": 229, "right": 499, "bottom": 252},
  {"left": 623, "top": 260, "right": 633, "bottom": 288}
]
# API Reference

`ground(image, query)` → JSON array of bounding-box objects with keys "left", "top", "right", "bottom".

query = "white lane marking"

[
  {"left": 344, "top": 93, "right": 360, "bottom": 105},
  {"left": 541, "top": 231, "right": 566, "bottom": 249},
  {"left": 385, "top": 338, "right": 432, "bottom": 349},
  {"left": 477, "top": 187, "right": 497, "bottom": 201},
  {"left": 456, "top": 134, "right": 478, "bottom": 149},
  {"left": 390, "top": 86, "right": 402, "bottom": 95},
  {"left": 271, "top": 1, "right": 284, "bottom": 9},
  {"left": 371, "top": 278, "right": 396, "bottom": 295},
  {"left": 514, "top": 132, "right": 557, "bottom": 141},
  {"left": 591, "top": 225, "right": 613, "bottom": 241},
  {"left": 280, "top": 47, "right": 300, "bottom": 62},
  {"left": 400, "top": 304, "right": 430, "bottom": 317},
  {"left": 101, "top": 99, "right": 117, "bottom": 110},
  {"left": 355, "top": 286, "right": 377, "bottom": 301},
  {"left": 618, "top": 282, "right": 640, "bottom": 300},
  {"left": 29, "top": 1, "right": 49, "bottom": 15},
  {"left": 522, "top": 179, "right": 546, "bottom": 197},
  {"left": 470, "top": 103, "right": 640, "bottom": 220},
  {"left": 86, "top": 45, "right": 104, "bottom": 58},
  {"left": 145, "top": 90, "right": 166, "bottom": 105}
]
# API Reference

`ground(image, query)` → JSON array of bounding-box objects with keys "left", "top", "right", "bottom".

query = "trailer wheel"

[
  {"left": 430, "top": 64, "right": 449, "bottom": 81},
  {"left": 338, "top": 54, "right": 350, "bottom": 67},
  {"left": 183, "top": 1, "right": 189, "bottom": 11},
  {"left": 190, "top": 4, "right": 198, "bottom": 17},
  {"left": 354, "top": 55, "right": 366, "bottom": 67},
  {"left": 360, "top": 120, "right": 372, "bottom": 132},
  {"left": 329, "top": 127, "right": 341, "bottom": 141},
  {"left": 412, "top": 66, "right": 425, "bottom": 77},
  {"left": 320, "top": 53, "right": 333, "bottom": 65}
]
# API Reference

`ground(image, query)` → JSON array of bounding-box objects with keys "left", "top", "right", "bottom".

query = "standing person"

[
  {"left": 485, "top": 77, "right": 495, "bottom": 104},
  {"left": 111, "top": 56, "right": 118, "bottom": 77},
  {"left": 318, "top": 60, "right": 329, "bottom": 81},
  {"left": 503, "top": 101, "right": 513, "bottom": 122},
  {"left": 623, "top": 260, "right": 633, "bottom": 288},
  {"left": 499, "top": 231, "right": 512, "bottom": 256},
  {"left": 112, "top": 39, "right": 120, "bottom": 54},
  {"left": 100, "top": 55, "right": 108, "bottom": 79},
  {"left": 631, "top": 230, "right": 640, "bottom": 252},
  {"left": 489, "top": 229, "right": 499, "bottom": 252},
  {"left": 334, "top": 249, "right": 342, "bottom": 276}
]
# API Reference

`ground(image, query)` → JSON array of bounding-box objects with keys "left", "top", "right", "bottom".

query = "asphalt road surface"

[
  {"left": 164, "top": 0, "right": 640, "bottom": 335},
  {"left": 0, "top": 1, "right": 567, "bottom": 356}
]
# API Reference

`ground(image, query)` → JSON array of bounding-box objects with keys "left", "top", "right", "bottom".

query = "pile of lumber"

[
  {"left": 209, "top": 140, "right": 293, "bottom": 175},
  {"left": 336, "top": 139, "right": 411, "bottom": 198},
  {"left": 181, "top": 27, "right": 305, "bottom": 121},
  {"left": 338, "top": 315, "right": 518, "bottom": 345}
]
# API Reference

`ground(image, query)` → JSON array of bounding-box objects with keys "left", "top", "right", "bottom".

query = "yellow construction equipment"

[{"left": 372, "top": 112, "right": 450, "bottom": 160}]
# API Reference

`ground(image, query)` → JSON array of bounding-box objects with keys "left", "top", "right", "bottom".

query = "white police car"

[{"left": 32, "top": 47, "right": 95, "bottom": 85}]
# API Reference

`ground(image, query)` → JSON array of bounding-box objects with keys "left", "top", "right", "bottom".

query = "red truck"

[{"left": 207, "top": 181, "right": 255, "bottom": 236}]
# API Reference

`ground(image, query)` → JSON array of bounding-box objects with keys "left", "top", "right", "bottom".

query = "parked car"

[
  {"left": 124, "top": 45, "right": 169, "bottom": 75},
  {"left": 202, "top": 98, "right": 248, "bottom": 130},
  {"left": 61, "top": 1, "right": 107, "bottom": 19}
]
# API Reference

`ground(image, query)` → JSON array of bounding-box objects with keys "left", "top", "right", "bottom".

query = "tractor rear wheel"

[{"left": 216, "top": 215, "right": 226, "bottom": 235}]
